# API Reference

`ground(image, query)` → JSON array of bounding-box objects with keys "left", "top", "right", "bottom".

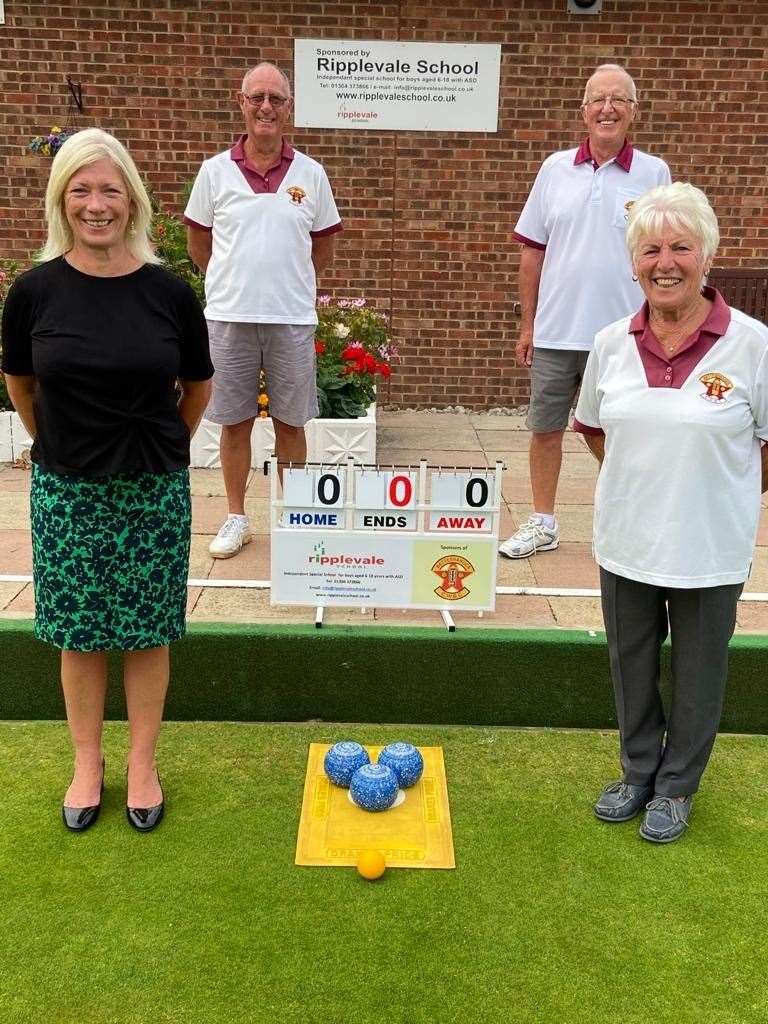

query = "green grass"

[{"left": 1, "top": 722, "right": 767, "bottom": 1024}]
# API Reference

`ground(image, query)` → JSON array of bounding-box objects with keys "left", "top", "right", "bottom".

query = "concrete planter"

[
  {"left": 0, "top": 411, "right": 33, "bottom": 463},
  {"left": 189, "top": 404, "right": 376, "bottom": 469},
  {"left": 0, "top": 405, "right": 376, "bottom": 468}
]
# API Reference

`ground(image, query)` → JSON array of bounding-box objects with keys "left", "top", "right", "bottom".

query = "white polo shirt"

[
  {"left": 574, "top": 290, "right": 768, "bottom": 588},
  {"left": 185, "top": 141, "right": 341, "bottom": 325},
  {"left": 514, "top": 140, "right": 671, "bottom": 351}
]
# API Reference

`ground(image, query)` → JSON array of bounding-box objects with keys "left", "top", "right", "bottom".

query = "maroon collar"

[
  {"left": 629, "top": 287, "right": 731, "bottom": 389},
  {"left": 230, "top": 135, "right": 294, "bottom": 174},
  {"left": 574, "top": 137, "right": 633, "bottom": 172}
]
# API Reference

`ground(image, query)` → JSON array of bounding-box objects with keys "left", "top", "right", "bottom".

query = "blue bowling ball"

[
  {"left": 349, "top": 763, "right": 399, "bottom": 812},
  {"left": 378, "top": 742, "right": 424, "bottom": 788},
  {"left": 324, "top": 741, "right": 370, "bottom": 788}
]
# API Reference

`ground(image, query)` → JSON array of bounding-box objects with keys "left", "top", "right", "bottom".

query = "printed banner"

[
  {"left": 294, "top": 39, "right": 501, "bottom": 132},
  {"left": 271, "top": 530, "right": 496, "bottom": 610}
]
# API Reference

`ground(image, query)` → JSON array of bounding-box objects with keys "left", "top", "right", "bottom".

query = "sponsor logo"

[
  {"left": 286, "top": 186, "right": 307, "bottom": 205},
  {"left": 432, "top": 555, "right": 474, "bottom": 602},
  {"left": 699, "top": 371, "right": 733, "bottom": 404}
]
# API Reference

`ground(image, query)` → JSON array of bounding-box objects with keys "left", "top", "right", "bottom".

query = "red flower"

[
  {"left": 341, "top": 343, "right": 364, "bottom": 361},
  {"left": 377, "top": 362, "right": 391, "bottom": 378},
  {"left": 362, "top": 353, "right": 377, "bottom": 373},
  {"left": 315, "top": 340, "right": 326, "bottom": 355}
]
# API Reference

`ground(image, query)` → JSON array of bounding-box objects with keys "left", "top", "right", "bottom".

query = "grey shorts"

[
  {"left": 527, "top": 348, "right": 590, "bottom": 433},
  {"left": 205, "top": 321, "right": 320, "bottom": 427}
]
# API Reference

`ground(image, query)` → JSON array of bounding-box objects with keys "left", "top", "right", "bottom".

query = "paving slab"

[
  {"left": 0, "top": 580, "right": 27, "bottom": 610},
  {"left": 377, "top": 426, "right": 480, "bottom": 451},
  {"left": 0, "top": 530, "right": 32, "bottom": 574},
  {"left": 0, "top": 492, "right": 30, "bottom": 531}
]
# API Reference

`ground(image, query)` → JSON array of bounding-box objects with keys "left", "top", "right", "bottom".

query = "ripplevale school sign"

[{"left": 294, "top": 39, "right": 501, "bottom": 133}]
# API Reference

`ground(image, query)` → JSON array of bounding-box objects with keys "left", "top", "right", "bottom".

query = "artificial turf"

[{"left": 1, "top": 721, "right": 767, "bottom": 1024}]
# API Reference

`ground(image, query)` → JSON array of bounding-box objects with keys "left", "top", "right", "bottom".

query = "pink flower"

[{"left": 317, "top": 294, "right": 331, "bottom": 307}]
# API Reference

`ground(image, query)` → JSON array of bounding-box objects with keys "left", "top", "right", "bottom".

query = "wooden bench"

[{"left": 708, "top": 268, "right": 768, "bottom": 325}]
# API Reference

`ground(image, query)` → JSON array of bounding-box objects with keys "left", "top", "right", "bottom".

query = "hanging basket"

[{"left": 27, "top": 125, "right": 78, "bottom": 158}]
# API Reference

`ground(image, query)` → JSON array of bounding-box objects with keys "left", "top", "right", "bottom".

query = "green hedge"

[{"left": 2, "top": 619, "right": 767, "bottom": 732}]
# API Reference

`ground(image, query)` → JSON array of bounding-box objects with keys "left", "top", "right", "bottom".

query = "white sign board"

[
  {"left": 271, "top": 461, "right": 502, "bottom": 611},
  {"left": 294, "top": 39, "right": 501, "bottom": 132}
]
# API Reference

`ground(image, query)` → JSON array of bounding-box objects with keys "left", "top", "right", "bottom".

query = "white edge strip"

[{"left": 3, "top": 574, "right": 768, "bottom": 602}]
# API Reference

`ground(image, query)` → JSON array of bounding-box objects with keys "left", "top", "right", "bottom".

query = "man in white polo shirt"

[
  {"left": 185, "top": 62, "right": 342, "bottom": 557},
  {"left": 499, "top": 64, "right": 670, "bottom": 559}
]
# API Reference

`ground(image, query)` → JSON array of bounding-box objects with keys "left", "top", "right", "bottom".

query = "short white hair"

[
  {"left": 583, "top": 63, "right": 637, "bottom": 104},
  {"left": 625, "top": 182, "right": 720, "bottom": 266},
  {"left": 241, "top": 62, "right": 292, "bottom": 97},
  {"left": 39, "top": 128, "right": 159, "bottom": 265}
]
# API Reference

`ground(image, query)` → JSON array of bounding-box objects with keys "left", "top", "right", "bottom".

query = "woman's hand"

[
  {"left": 3, "top": 374, "right": 36, "bottom": 439},
  {"left": 178, "top": 378, "right": 212, "bottom": 437}
]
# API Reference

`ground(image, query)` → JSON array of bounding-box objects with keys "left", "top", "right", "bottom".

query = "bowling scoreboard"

[{"left": 270, "top": 458, "right": 503, "bottom": 611}]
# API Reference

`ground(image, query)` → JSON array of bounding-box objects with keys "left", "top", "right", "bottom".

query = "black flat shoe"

[
  {"left": 62, "top": 759, "right": 105, "bottom": 833},
  {"left": 126, "top": 772, "right": 165, "bottom": 832}
]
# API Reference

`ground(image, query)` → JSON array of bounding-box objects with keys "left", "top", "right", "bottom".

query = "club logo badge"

[
  {"left": 699, "top": 371, "right": 734, "bottom": 404},
  {"left": 287, "top": 186, "right": 307, "bottom": 205},
  {"left": 432, "top": 555, "right": 474, "bottom": 602},
  {"left": 624, "top": 199, "right": 635, "bottom": 219}
]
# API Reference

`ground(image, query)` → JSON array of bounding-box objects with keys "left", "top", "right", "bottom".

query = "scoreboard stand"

[{"left": 269, "top": 457, "right": 504, "bottom": 629}]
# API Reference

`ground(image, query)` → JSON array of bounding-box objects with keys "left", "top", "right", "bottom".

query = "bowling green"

[{"left": 0, "top": 721, "right": 765, "bottom": 1024}]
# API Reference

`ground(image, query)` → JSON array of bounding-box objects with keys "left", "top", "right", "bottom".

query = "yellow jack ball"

[{"left": 356, "top": 849, "right": 386, "bottom": 880}]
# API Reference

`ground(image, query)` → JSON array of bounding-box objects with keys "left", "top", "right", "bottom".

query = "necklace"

[{"left": 650, "top": 298, "right": 709, "bottom": 355}]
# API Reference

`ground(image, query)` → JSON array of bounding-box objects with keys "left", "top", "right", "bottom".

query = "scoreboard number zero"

[{"left": 428, "top": 471, "right": 494, "bottom": 532}]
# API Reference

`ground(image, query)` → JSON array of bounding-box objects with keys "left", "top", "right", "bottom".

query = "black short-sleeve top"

[{"left": 1, "top": 257, "right": 214, "bottom": 476}]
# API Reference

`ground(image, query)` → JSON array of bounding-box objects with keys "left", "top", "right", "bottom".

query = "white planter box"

[
  {"left": 0, "top": 411, "right": 33, "bottom": 463},
  {"left": 190, "top": 404, "right": 376, "bottom": 469},
  {"left": 0, "top": 406, "right": 376, "bottom": 468}
]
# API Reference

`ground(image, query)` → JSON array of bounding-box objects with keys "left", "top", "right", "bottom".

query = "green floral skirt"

[{"left": 31, "top": 466, "right": 191, "bottom": 652}]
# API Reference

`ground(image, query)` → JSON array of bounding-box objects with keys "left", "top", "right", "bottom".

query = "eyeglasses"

[
  {"left": 583, "top": 95, "right": 635, "bottom": 110},
  {"left": 242, "top": 92, "right": 289, "bottom": 108}
]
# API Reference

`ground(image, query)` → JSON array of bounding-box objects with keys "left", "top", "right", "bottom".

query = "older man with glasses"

[
  {"left": 185, "top": 63, "right": 342, "bottom": 558},
  {"left": 499, "top": 64, "right": 671, "bottom": 560}
]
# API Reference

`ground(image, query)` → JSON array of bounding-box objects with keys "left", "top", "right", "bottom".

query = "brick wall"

[{"left": 1, "top": 0, "right": 766, "bottom": 409}]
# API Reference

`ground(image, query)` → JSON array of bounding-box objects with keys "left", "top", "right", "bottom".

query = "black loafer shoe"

[
  {"left": 62, "top": 802, "right": 102, "bottom": 832},
  {"left": 126, "top": 773, "right": 165, "bottom": 832},
  {"left": 63, "top": 759, "right": 105, "bottom": 833}
]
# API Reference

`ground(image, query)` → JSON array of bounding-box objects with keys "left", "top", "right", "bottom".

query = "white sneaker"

[
  {"left": 209, "top": 517, "right": 253, "bottom": 558},
  {"left": 499, "top": 514, "right": 559, "bottom": 559}
]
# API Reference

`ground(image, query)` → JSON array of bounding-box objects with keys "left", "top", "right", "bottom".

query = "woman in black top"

[{"left": 1, "top": 129, "right": 213, "bottom": 833}]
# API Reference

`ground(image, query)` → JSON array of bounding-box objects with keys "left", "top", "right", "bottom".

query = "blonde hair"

[
  {"left": 626, "top": 182, "right": 720, "bottom": 265},
  {"left": 39, "top": 128, "right": 160, "bottom": 265}
]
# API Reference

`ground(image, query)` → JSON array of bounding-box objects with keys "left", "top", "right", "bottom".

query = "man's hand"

[
  {"left": 515, "top": 244, "right": 544, "bottom": 370},
  {"left": 515, "top": 326, "right": 534, "bottom": 368},
  {"left": 187, "top": 225, "right": 212, "bottom": 273}
]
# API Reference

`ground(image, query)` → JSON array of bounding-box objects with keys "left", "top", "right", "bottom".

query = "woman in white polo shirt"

[{"left": 574, "top": 182, "right": 768, "bottom": 843}]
